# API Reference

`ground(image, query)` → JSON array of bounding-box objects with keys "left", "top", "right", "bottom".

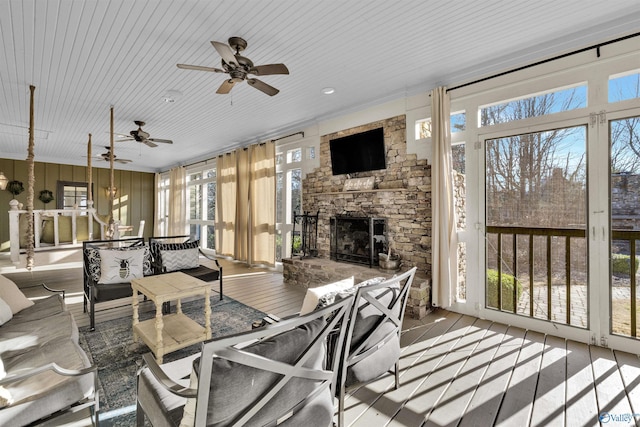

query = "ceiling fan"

[
  {"left": 116, "top": 121, "right": 173, "bottom": 148},
  {"left": 177, "top": 36, "right": 289, "bottom": 96},
  {"left": 94, "top": 147, "right": 132, "bottom": 164}
]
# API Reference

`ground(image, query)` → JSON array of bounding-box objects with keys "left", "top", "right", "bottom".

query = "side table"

[{"left": 131, "top": 271, "right": 211, "bottom": 363}]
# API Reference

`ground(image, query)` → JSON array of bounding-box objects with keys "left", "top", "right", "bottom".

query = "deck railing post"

[{"left": 8, "top": 200, "right": 20, "bottom": 264}]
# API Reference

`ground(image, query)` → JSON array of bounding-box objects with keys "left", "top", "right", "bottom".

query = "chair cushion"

[
  {"left": 345, "top": 279, "right": 402, "bottom": 388},
  {"left": 181, "top": 266, "right": 220, "bottom": 282},
  {"left": 138, "top": 354, "right": 199, "bottom": 427},
  {"left": 0, "top": 311, "right": 77, "bottom": 360},
  {"left": 93, "top": 282, "right": 133, "bottom": 302},
  {"left": 194, "top": 318, "right": 329, "bottom": 427},
  {"left": 346, "top": 326, "right": 400, "bottom": 387},
  {"left": 10, "top": 294, "right": 64, "bottom": 324},
  {"left": 350, "top": 281, "right": 400, "bottom": 350},
  {"left": 0, "top": 339, "right": 94, "bottom": 425}
]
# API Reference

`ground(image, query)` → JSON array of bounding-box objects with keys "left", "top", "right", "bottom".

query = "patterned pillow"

[
  {"left": 160, "top": 247, "right": 199, "bottom": 272},
  {"left": 153, "top": 240, "right": 200, "bottom": 271},
  {"left": 98, "top": 247, "right": 145, "bottom": 284},
  {"left": 299, "top": 277, "right": 354, "bottom": 315},
  {"left": 315, "top": 276, "right": 387, "bottom": 310},
  {"left": 85, "top": 245, "right": 152, "bottom": 283}
]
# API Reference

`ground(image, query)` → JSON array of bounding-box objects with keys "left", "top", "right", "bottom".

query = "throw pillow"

[
  {"left": 0, "top": 298, "right": 13, "bottom": 326},
  {"left": 299, "top": 276, "right": 354, "bottom": 315},
  {"left": 152, "top": 240, "right": 200, "bottom": 268},
  {"left": 0, "top": 274, "right": 34, "bottom": 314},
  {"left": 98, "top": 247, "right": 145, "bottom": 284},
  {"left": 315, "top": 276, "right": 387, "bottom": 310},
  {"left": 86, "top": 245, "right": 152, "bottom": 283},
  {"left": 160, "top": 248, "right": 199, "bottom": 272},
  {"left": 0, "top": 386, "right": 13, "bottom": 408}
]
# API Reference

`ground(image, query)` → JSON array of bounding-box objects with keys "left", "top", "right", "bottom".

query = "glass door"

[
  {"left": 605, "top": 111, "right": 640, "bottom": 352},
  {"left": 483, "top": 124, "right": 591, "bottom": 341}
]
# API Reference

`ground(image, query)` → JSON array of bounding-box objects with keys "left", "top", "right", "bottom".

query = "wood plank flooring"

[{"left": 2, "top": 254, "right": 640, "bottom": 426}]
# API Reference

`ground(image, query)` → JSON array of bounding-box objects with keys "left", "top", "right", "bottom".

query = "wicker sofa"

[{"left": 0, "top": 274, "right": 98, "bottom": 426}]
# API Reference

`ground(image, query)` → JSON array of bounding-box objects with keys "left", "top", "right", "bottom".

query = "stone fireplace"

[
  {"left": 282, "top": 115, "right": 433, "bottom": 319},
  {"left": 330, "top": 216, "right": 386, "bottom": 267}
]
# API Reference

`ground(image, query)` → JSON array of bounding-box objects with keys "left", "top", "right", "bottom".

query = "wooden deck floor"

[{"left": 3, "top": 255, "right": 640, "bottom": 426}]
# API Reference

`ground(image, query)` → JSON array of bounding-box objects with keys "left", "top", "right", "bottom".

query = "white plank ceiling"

[{"left": 1, "top": 0, "right": 639, "bottom": 172}]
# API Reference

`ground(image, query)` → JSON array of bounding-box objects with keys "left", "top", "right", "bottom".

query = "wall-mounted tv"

[{"left": 329, "top": 127, "right": 386, "bottom": 175}]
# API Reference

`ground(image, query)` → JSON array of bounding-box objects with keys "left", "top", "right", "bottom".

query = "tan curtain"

[
  {"left": 249, "top": 142, "right": 276, "bottom": 265},
  {"left": 431, "top": 86, "right": 458, "bottom": 308},
  {"left": 154, "top": 172, "right": 161, "bottom": 236},
  {"left": 235, "top": 148, "right": 250, "bottom": 262},
  {"left": 168, "top": 166, "right": 187, "bottom": 236},
  {"left": 216, "top": 152, "right": 237, "bottom": 257}
]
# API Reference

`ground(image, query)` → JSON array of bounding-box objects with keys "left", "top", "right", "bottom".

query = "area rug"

[{"left": 78, "top": 296, "right": 265, "bottom": 427}]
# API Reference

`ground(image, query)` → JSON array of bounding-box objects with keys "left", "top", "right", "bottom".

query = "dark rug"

[{"left": 78, "top": 296, "right": 265, "bottom": 427}]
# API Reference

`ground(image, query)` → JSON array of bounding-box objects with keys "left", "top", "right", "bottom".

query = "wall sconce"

[
  {"left": 0, "top": 171, "right": 8, "bottom": 190},
  {"left": 105, "top": 186, "right": 118, "bottom": 198}
]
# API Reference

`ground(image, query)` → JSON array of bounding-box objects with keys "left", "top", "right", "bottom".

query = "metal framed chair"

[
  {"left": 136, "top": 296, "right": 354, "bottom": 427},
  {"left": 337, "top": 267, "right": 417, "bottom": 427}
]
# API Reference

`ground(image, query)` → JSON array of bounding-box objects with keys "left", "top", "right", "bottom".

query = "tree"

[{"left": 483, "top": 89, "right": 586, "bottom": 228}]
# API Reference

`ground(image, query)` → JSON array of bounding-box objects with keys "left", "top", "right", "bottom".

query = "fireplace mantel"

[{"left": 306, "top": 188, "right": 413, "bottom": 196}]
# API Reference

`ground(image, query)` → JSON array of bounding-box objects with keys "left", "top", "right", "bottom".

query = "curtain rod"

[
  {"left": 271, "top": 131, "right": 304, "bottom": 142},
  {"left": 448, "top": 30, "right": 640, "bottom": 93}
]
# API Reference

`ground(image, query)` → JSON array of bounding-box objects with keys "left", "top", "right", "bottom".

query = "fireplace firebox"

[{"left": 330, "top": 216, "right": 386, "bottom": 267}]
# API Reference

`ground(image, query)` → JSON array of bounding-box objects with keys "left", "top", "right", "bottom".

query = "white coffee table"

[{"left": 131, "top": 271, "right": 211, "bottom": 363}]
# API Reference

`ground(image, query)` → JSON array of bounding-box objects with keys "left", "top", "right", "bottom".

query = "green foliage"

[
  {"left": 612, "top": 253, "right": 640, "bottom": 276},
  {"left": 6, "top": 180, "right": 24, "bottom": 196},
  {"left": 486, "top": 269, "right": 522, "bottom": 312},
  {"left": 292, "top": 235, "right": 302, "bottom": 253}
]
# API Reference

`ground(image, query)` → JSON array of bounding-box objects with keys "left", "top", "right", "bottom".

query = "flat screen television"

[{"left": 329, "top": 127, "right": 386, "bottom": 175}]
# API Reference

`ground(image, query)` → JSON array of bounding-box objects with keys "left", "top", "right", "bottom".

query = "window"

[
  {"left": 157, "top": 174, "right": 170, "bottom": 236},
  {"left": 275, "top": 141, "right": 319, "bottom": 261},
  {"left": 479, "top": 84, "right": 587, "bottom": 127},
  {"left": 609, "top": 69, "right": 640, "bottom": 102},
  {"left": 187, "top": 166, "right": 216, "bottom": 250},
  {"left": 56, "top": 181, "right": 89, "bottom": 210},
  {"left": 415, "top": 111, "right": 466, "bottom": 140}
]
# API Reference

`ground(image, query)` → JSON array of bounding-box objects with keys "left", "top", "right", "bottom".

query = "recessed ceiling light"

[
  {"left": 322, "top": 87, "right": 335, "bottom": 95},
  {"left": 162, "top": 90, "right": 182, "bottom": 103}
]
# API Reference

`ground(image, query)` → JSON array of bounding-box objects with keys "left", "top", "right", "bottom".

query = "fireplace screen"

[{"left": 330, "top": 216, "right": 386, "bottom": 267}]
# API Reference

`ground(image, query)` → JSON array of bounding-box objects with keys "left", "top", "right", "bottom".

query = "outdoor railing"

[
  {"left": 8, "top": 200, "right": 109, "bottom": 265},
  {"left": 487, "top": 225, "right": 639, "bottom": 335},
  {"left": 611, "top": 229, "right": 639, "bottom": 337},
  {"left": 486, "top": 225, "right": 586, "bottom": 325}
]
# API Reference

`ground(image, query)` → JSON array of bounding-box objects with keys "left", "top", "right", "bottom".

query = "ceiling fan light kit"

[{"left": 177, "top": 36, "right": 289, "bottom": 96}]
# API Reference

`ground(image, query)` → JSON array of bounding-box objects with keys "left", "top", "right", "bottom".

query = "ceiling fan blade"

[
  {"left": 115, "top": 137, "right": 134, "bottom": 143},
  {"left": 116, "top": 158, "right": 133, "bottom": 164},
  {"left": 211, "top": 41, "right": 238, "bottom": 66},
  {"left": 143, "top": 140, "right": 158, "bottom": 148},
  {"left": 250, "top": 63, "right": 289, "bottom": 76},
  {"left": 177, "top": 63, "right": 224, "bottom": 73},
  {"left": 149, "top": 138, "right": 173, "bottom": 144},
  {"left": 216, "top": 79, "right": 236, "bottom": 94},
  {"left": 247, "top": 78, "right": 279, "bottom": 96}
]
